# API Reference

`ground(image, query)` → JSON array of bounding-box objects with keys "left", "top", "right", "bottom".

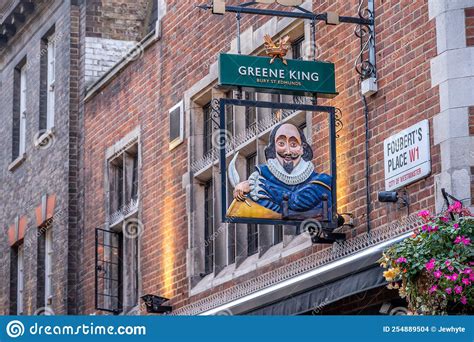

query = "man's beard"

[
  {"left": 283, "top": 161, "right": 294, "bottom": 174},
  {"left": 278, "top": 152, "right": 299, "bottom": 174}
]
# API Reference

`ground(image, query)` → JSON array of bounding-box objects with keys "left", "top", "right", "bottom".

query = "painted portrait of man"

[{"left": 227, "top": 122, "right": 332, "bottom": 220}]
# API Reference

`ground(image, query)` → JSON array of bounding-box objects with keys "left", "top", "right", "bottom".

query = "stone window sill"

[{"left": 8, "top": 153, "right": 26, "bottom": 172}]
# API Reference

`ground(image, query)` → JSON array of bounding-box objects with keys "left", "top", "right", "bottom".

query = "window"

[
  {"left": 227, "top": 177, "right": 236, "bottom": 265},
  {"left": 148, "top": 0, "right": 158, "bottom": 33},
  {"left": 169, "top": 101, "right": 184, "bottom": 149},
  {"left": 274, "top": 225, "right": 283, "bottom": 244},
  {"left": 291, "top": 36, "right": 304, "bottom": 60},
  {"left": 226, "top": 102, "right": 234, "bottom": 136},
  {"left": 40, "top": 30, "right": 56, "bottom": 131},
  {"left": 246, "top": 153, "right": 259, "bottom": 255},
  {"left": 96, "top": 228, "right": 122, "bottom": 313},
  {"left": 95, "top": 224, "right": 140, "bottom": 314},
  {"left": 17, "top": 244, "right": 24, "bottom": 315},
  {"left": 245, "top": 92, "right": 256, "bottom": 130},
  {"left": 109, "top": 144, "right": 139, "bottom": 219},
  {"left": 204, "top": 180, "right": 214, "bottom": 274},
  {"left": 44, "top": 228, "right": 53, "bottom": 307},
  {"left": 203, "top": 102, "right": 214, "bottom": 154},
  {"left": 102, "top": 140, "right": 140, "bottom": 313},
  {"left": 12, "top": 61, "right": 27, "bottom": 161}
]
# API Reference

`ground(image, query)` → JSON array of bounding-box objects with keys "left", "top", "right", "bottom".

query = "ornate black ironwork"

[
  {"left": 219, "top": 97, "right": 340, "bottom": 235},
  {"left": 335, "top": 108, "right": 343, "bottom": 138},
  {"left": 95, "top": 228, "right": 122, "bottom": 314},
  {"left": 197, "top": 3, "right": 373, "bottom": 25},
  {"left": 354, "top": 0, "right": 376, "bottom": 80},
  {"left": 210, "top": 98, "right": 221, "bottom": 130}
]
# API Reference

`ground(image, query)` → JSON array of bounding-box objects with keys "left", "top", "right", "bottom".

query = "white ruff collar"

[{"left": 266, "top": 158, "right": 314, "bottom": 185}]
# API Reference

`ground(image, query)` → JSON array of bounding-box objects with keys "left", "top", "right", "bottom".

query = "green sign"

[{"left": 218, "top": 53, "right": 337, "bottom": 97}]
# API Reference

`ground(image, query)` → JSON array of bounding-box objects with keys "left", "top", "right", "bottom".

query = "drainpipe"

[{"left": 362, "top": 94, "right": 371, "bottom": 233}]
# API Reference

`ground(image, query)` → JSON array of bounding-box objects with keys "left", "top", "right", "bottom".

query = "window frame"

[
  {"left": 202, "top": 102, "right": 214, "bottom": 155},
  {"left": 19, "top": 64, "right": 27, "bottom": 156},
  {"left": 17, "top": 244, "right": 24, "bottom": 315},
  {"left": 46, "top": 33, "right": 56, "bottom": 130},
  {"left": 11, "top": 60, "right": 28, "bottom": 163},
  {"left": 108, "top": 143, "right": 140, "bottom": 223},
  {"left": 204, "top": 179, "right": 214, "bottom": 275},
  {"left": 168, "top": 100, "right": 184, "bottom": 150},
  {"left": 44, "top": 228, "right": 53, "bottom": 307},
  {"left": 291, "top": 35, "right": 305, "bottom": 61}
]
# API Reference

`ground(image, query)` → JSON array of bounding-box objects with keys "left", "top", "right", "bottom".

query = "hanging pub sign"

[
  {"left": 216, "top": 97, "right": 340, "bottom": 237},
  {"left": 218, "top": 36, "right": 337, "bottom": 97},
  {"left": 227, "top": 122, "right": 333, "bottom": 221},
  {"left": 383, "top": 120, "right": 431, "bottom": 191}
]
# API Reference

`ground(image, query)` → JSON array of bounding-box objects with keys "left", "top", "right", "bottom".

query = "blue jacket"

[{"left": 253, "top": 164, "right": 332, "bottom": 217}]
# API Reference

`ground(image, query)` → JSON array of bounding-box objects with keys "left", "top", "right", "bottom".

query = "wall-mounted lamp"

[
  {"left": 141, "top": 295, "right": 172, "bottom": 314},
  {"left": 378, "top": 191, "right": 409, "bottom": 207}
]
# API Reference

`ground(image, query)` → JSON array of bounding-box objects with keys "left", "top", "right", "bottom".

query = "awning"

[
  {"left": 199, "top": 232, "right": 411, "bottom": 316},
  {"left": 245, "top": 265, "right": 386, "bottom": 315}
]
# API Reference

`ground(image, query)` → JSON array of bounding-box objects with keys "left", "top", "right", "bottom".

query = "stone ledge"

[
  {"left": 430, "top": 47, "right": 474, "bottom": 87},
  {"left": 429, "top": 0, "right": 474, "bottom": 20},
  {"left": 8, "top": 153, "right": 26, "bottom": 172}
]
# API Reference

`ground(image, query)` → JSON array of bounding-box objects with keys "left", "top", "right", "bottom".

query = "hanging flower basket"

[{"left": 379, "top": 202, "right": 473, "bottom": 315}]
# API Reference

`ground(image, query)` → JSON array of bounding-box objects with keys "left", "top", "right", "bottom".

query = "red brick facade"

[
  {"left": 82, "top": 0, "right": 440, "bottom": 314},
  {"left": 465, "top": 7, "right": 474, "bottom": 46}
]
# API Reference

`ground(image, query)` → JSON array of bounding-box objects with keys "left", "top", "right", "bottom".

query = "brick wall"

[
  {"left": 83, "top": 0, "right": 155, "bottom": 88},
  {"left": 84, "top": 37, "right": 137, "bottom": 87},
  {"left": 0, "top": 0, "right": 75, "bottom": 315},
  {"left": 85, "top": 0, "right": 153, "bottom": 41},
  {"left": 82, "top": 0, "right": 440, "bottom": 314},
  {"left": 465, "top": 7, "right": 474, "bottom": 46}
]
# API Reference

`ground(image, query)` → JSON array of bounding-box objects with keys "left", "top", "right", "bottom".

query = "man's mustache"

[{"left": 277, "top": 152, "right": 300, "bottom": 160}]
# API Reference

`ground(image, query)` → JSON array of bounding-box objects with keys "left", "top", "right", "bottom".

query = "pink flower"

[
  {"left": 425, "top": 258, "right": 436, "bottom": 271},
  {"left": 462, "top": 278, "right": 470, "bottom": 286},
  {"left": 445, "top": 260, "right": 451, "bottom": 267},
  {"left": 454, "top": 236, "right": 471, "bottom": 246},
  {"left": 445, "top": 287, "right": 452, "bottom": 294},
  {"left": 445, "top": 273, "right": 458, "bottom": 281},
  {"left": 453, "top": 223, "right": 459, "bottom": 229},
  {"left": 448, "top": 265, "right": 454, "bottom": 272},
  {"left": 421, "top": 224, "right": 430, "bottom": 232},
  {"left": 433, "top": 270, "right": 443, "bottom": 278},
  {"left": 460, "top": 296, "right": 467, "bottom": 305},
  {"left": 396, "top": 257, "right": 407, "bottom": 264},
  {"left": 418, "top": 210, "right": 431, "bottom": 221},
  {"left": 448, "top": 201, "right": 462, "bottom": 214},
  {"left": 440, "top": 216, "right": 449, "bottom": 223},
  {"left": 463, "top": 268, "right": 472, "bottom": 274},
  {"left": 454, "top": 285, "right": 463, "bottom": 294},
  {"left": 429, "top": 285, "right": 437, "bottom": 294},
  {"left": 470, "top": 274, "right": 474, "bottom": 282}
]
